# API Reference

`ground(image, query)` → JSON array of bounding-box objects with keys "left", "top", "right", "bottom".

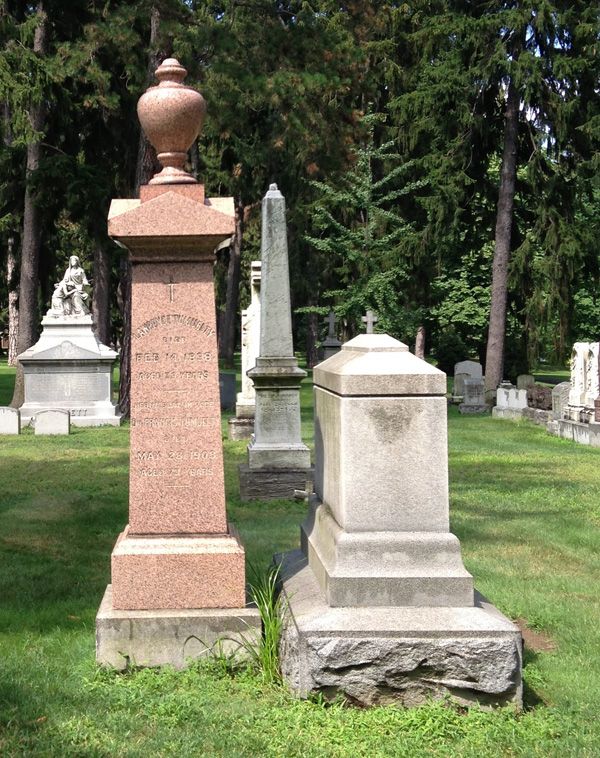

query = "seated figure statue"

[{"left": 51, "top": 255, "right": 90, "bottom": 316}]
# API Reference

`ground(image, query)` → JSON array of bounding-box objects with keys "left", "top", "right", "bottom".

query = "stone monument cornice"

[{"left": 108, "top": 191, "right": 234, "bottom": 260}]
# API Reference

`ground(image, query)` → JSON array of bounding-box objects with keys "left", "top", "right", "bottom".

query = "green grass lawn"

[{"left": 1, "top": 358, "right": 599, "bottom": 756}]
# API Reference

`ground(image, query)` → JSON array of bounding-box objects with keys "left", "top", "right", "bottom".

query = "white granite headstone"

[
  {"left": 0, "top": 407, "right": 20, "bottom": 434},
  {"left": 34, "top": 409, "right": 70, "bottom": 435},
  {"left": 236, "top": 261, "right": 261, "bottom": 419}
]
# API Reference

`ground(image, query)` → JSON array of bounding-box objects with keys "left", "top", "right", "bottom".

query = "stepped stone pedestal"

[
  {"left": 278, "top": 335, "right": 522, "bottom": 707},
  {"left": 96, "top": 58, "right": 259, "bottom": 668}
]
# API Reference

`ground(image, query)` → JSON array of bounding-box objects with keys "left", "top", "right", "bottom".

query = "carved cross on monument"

[
  {"left": 325, "top": 310, "right": 337, "bottom": 339},
  {"left": 167, "top": 275, "right": 176, "bottom": 302},
  {"left": 362, "top": 309, "right": 378, "bottom": 334}
]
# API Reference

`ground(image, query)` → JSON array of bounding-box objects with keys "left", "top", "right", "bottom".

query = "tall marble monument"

[
  {"left": 228, "top": 261, "right": 261, "bottom": 440},
  {"left": 278, "top": 335, "right": 522, "bottom": 706},
  {"left": 238, "top": 185, "right": 312, "bottom": 500},
  {"left": 18, "top": 255, "right": 120, "bottom": 427},
  {"left": 96, "top": 58, "right": 259, "bottom": 668}
]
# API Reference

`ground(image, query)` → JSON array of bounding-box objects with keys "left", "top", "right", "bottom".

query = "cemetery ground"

[{"left": 0, "top": 359, "right": 599, "bottom": 756}]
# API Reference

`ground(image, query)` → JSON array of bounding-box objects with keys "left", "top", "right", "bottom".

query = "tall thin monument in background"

[
  {"left": 239, "top": 184, "right": 312, "bottom": 500},
  {"left": 96, "top": 58, "right": 259, "bottom": 667}
]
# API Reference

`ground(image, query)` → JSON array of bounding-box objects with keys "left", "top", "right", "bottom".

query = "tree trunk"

[
  {"left": 134, "top": 6, "right": 162, "bottom": 195},
  {"left": 119, "top": 5, "right": 162, "bottom": 418},
  {"left": 11, "top": 2, "right": 48, "bottom": 407},
  {"left": 484, "top": 74, "right": 519, "bottom": 399},
  {"left": 306, "top": 310, "right": 319, "bottom": 368},
  {"left": 218, "top": 196, "right": 244, "bottom": 367},
  {"left": 117, "top": 258, "right": 132, "bottom": 418},
  {"left": 414, "top": 325, "right": 426, "bottom": 359},
  {"left": 7, "top": 236, "right": 19, "bottom": 366},
  {"left": 92, "top": 238, "right": 111, "bottom": 346}
]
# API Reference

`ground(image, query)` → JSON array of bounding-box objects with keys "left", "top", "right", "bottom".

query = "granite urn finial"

[{"left": 137, "top": 57, "right": 206, "bottom": 185}]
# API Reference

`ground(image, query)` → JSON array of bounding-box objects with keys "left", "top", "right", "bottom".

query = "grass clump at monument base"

[{"left": 1, "top": 357, "right": 600, "bottom": 755}]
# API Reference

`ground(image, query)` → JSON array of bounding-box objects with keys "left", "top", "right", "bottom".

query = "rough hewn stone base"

[
  {"left": 277, "top": 551, "right": 522, "bottom": 708},
  {"left": 96, "top": 585, "right": 261, "bottom": 670},
  {"left": 239, "top": 464, "right": 314, "bottom": 501},
  {"left": 228, "top": 417, "right": 255, "bottom": 440}
]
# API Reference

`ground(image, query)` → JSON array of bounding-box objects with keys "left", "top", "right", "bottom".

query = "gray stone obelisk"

[{"left": 239, "top": 184, "right": 311, "bottom": 500}]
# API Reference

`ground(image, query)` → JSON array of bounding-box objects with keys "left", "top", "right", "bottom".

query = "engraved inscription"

[
  {"left": 134, "top": 313, "right": 216, "bottom": 339},
  {"left": 140, "top": 467, "right": 212, "bottom": 478},
  {"left": 136, "top": 449, "right": 217, "bottom": 461},
  {"left": 135, "top": 370, "right": 209, "bottom": 380},
  {"left": 130, "top": 417, "right": 218, "bottom": 428},
  {"left": 135, "top": 399, "right": 214, "bottom": 411}
]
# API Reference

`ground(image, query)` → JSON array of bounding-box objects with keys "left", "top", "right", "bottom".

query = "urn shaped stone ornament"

[{"left": 137, "top": 57, "right": 206, "bottom": 185}]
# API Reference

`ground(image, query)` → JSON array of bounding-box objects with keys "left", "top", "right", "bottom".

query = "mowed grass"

[{"left": 1, "top": 358, "right": 599, "bottom": 755}]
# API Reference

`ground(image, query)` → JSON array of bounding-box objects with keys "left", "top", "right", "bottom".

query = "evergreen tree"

[{"left": 305, "top": 111, "right": 422, "bottom": 338}]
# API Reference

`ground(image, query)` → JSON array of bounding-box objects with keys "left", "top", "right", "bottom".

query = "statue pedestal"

[{"left": 18, "top": 313, "right": 120, "bottom": 427}]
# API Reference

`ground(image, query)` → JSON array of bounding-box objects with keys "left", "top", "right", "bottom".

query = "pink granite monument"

[{"left": 96, "top": 59, "right": 260, "bottom": 668}]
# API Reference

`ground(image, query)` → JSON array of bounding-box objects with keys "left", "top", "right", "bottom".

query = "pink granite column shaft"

[{"left": 129, "top": 260, "right": 226, "bottom": 535}]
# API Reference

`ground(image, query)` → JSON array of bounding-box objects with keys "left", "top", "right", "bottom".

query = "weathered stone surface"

[
  {"left": 227, "top": 417, "right": 254, "bottom": 440},
  {"left": 552, "top": 419, "right": 600, "bottom": 447},
  {"left": 239, "top": 464, "right": 313, "bottom": 502},
  {"left": 97, "top": 60, "right": 251, "bottom": 669},
  {"left": 96, "top": 585, "right": 260, "bottom": 670},
  {"left": 302, "top": 501, "right": 473, "bottom": 607},
  {"left": 454, "top": 360, "right": 483, "bottom": 379},
  {"left": 34, "top": 409, "right": 70, "bottom": 435},
  {"left": 516, "top": 374, "right": 535, "bottom": 390},
  {"left": 111, "top": 525, "right": 246, "bottom": 610},
  {"left": 0, "top": 407, "right": 20, "bottom": 434},
  {"left": 492, "top": 384, "right": 528, "bottom": 419},
  {"left": 278, "top": 553, "right": 522, "bottom": 708},
  {"left": 314, "top": 389, "right": 449, "bottom": 533},
  {"left": 552, "top": 381, "right": 571, "bottom": 420},
  {"left": 236, "top": 261, "right": 261, "bottom": 419},
  {"left": 459, "top": 378, "right": 487, "bottom": 414},
  {"left": 245, "top": 185, "right": 310, "bottom": 482},
  {"left": 219, "top": 372, "right": 236, "bottom": 410},
  {"left": 18, "top": 314, "right": 120, "bottom": 428},
  {"left": 315, "top": 334, "right": 445, "bottom": 397},
  {"left": 319, "top": 311, "right": 341, "bottom": 361}
]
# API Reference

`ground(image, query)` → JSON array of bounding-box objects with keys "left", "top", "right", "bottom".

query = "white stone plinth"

[{"left": 18, "top": 314, "right": 120, "bottom": 427}]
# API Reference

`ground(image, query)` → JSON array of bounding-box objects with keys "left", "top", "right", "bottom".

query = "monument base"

[
  {"left": 459, "top": 403, "right": 488, "bottom": 414},
  {"left": 302, "top": 502, "right": 474, "bottom": 607},
  {"left": 491, "top": 407, "right": 523, "bottom": 420},
  {"left": 550, "top": 418, "right": 600, "bottom": 447},
  {"left": 239, "top": 463, "right": 314, "bottom": 502},
  {"left": 96, "top": 585, "right": 261, "bottom": 670},
  {"left": 18, "top": 313, "right": 120, "bottom": 428},
  {"left": 228, "top": 417, "right": 255, "bottom": 440},
  {"left": 110, "top": 525, "right": 246, "bottom": 610},
  {"left": 277, "top": 551, "right": 522, "bottom": 708}
]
